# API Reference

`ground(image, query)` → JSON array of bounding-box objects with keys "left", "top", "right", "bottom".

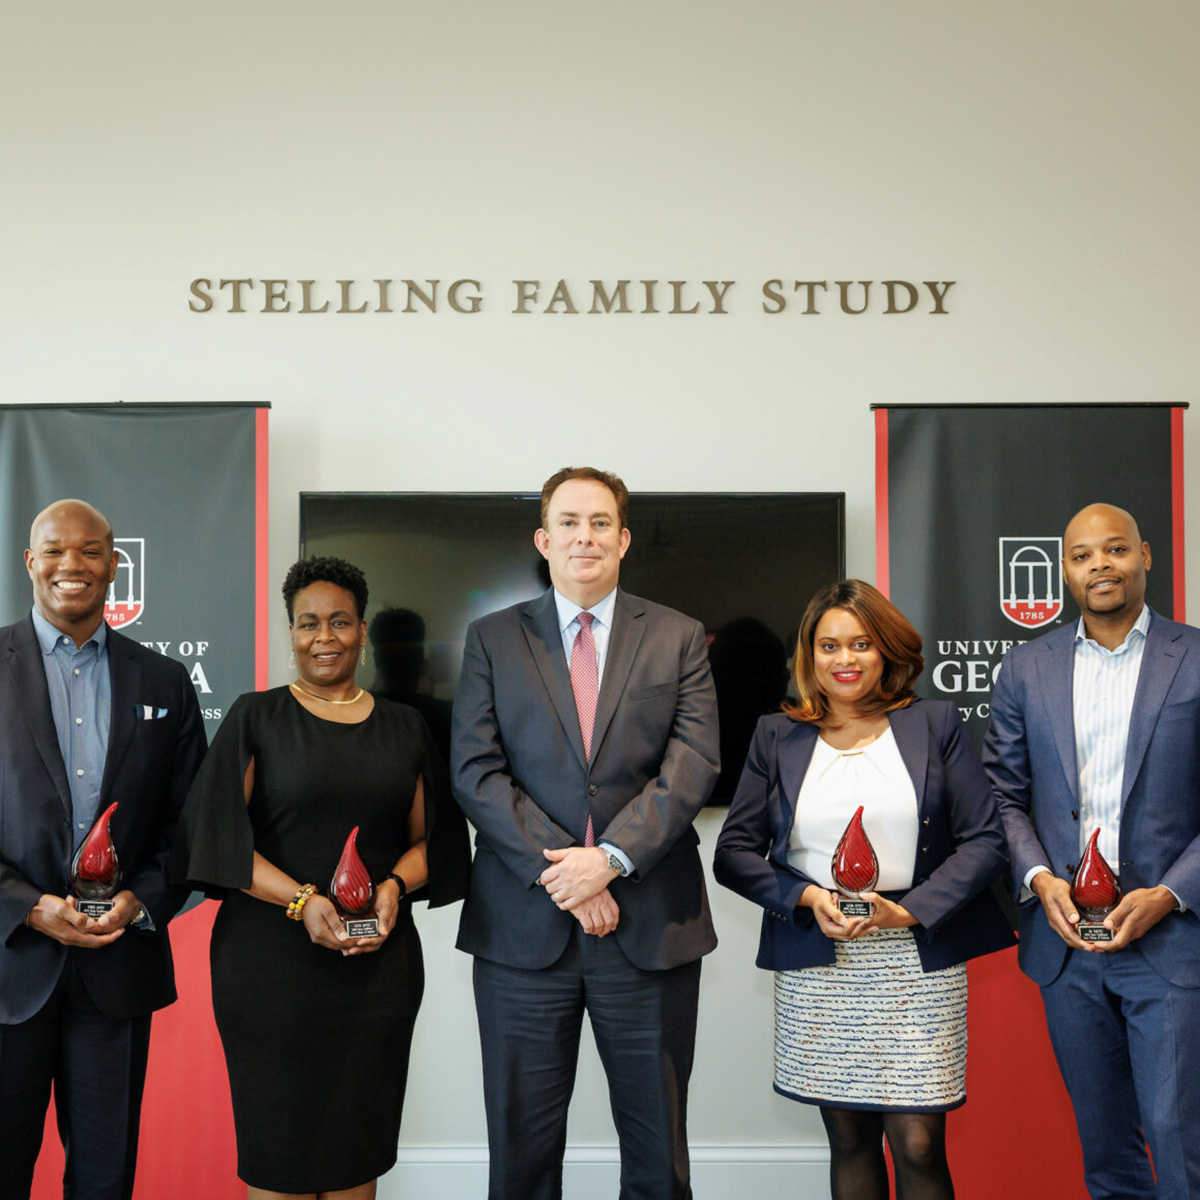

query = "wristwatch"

[
  {"left": 604, "top": 849, "right": 627, "bottom": 877},
  {"left": 386, "top": 873, "right": 407, "bottom": 898}
]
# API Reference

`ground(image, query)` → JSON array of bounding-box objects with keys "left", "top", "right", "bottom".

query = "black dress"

[{"left": 174, "top": 687, "right": 469, "bottom": 1193}]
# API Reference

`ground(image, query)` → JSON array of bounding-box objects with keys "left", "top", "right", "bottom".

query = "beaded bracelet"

[{"left": 286, "top": 884, "right": 318, "bottom": 921}]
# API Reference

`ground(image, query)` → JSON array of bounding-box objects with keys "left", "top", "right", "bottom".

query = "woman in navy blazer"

[{"left": 714, "top": 580, "right": 1013, "bottom": 1200}]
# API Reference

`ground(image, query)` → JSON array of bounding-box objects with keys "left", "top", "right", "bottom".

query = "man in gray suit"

[{"left": 452, "top": 466, "right": 720, "bottom": 1200}]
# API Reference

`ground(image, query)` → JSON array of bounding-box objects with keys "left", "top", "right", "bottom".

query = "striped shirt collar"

[{"left": 1074, "top": 603, "right": 1151, "bottom": 653}]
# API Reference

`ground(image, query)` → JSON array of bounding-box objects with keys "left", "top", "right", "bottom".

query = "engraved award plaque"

[
  {"left": 70, "top": 801, "right": 121, "bottom": 918},
  {"left": 832, "top": 805, "right": 879, "bottom": 918},
  {"left": 330, "top": 826, "right": 379, "bottom": 938},
  {"left": 1071, "top": 827, "right": 1121, "bottom": 943}
]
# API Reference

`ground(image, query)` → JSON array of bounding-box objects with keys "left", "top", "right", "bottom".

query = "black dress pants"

[
  {"left": 474, "top": 925, "right": 702, "bottom": 1200},
  {"left": 0, "top": 957, "right": 151, "bottom": 1200}
]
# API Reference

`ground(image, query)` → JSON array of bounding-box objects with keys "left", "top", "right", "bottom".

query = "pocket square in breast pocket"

[{"left": 135, "top": 705, "right": 169, "bottom": 720}]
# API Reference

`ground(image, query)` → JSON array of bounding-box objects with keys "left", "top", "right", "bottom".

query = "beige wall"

[{"left": 4, "top": 2, "right": 1198, "bottom": 1195}]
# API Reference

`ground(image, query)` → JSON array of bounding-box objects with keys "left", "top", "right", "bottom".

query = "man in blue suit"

[
  {"left": 984, "top": 503, "right": 1200, "bottom": 1199},
  {"left": 0, "top": 500, "right": 206, "bottom": 1200}
]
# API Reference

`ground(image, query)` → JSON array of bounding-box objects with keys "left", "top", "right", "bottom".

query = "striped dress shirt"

[{"left": 1072, "top": 604, "right": 1151, "bottom": 867}]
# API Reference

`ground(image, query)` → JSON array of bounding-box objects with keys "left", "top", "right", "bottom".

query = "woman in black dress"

[{"left": 175, "top": 557, "right": 469, "bottom": 1200}]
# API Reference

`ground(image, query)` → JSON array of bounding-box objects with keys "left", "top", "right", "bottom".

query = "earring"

[
  {"left": 360, "top": 646, "right": 366, "bottom": 667},
  {"left": 288, "top": 649, "right": 295, "bottom": 671}
]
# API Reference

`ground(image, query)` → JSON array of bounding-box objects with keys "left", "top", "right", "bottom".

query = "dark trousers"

[
  {"left": 1041, "top": 946, "right": 1200, "bottom": 1200},
  {"left": 474, "top": 926, "right": 702, "bottom": 1200},
  {"left": 0, "top": 958, "right": 151, "bottom": 1200}
]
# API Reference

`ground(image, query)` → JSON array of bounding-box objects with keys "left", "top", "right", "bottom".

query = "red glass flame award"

[
  {"left": 330, "top": 826, "right": 379, "bottom": 938},
  {"left": 1071, "top": 827, "right": 1121, "bottom": 943},
  {"left": 831, "top": 805, "right": 879, "bottom": 918},
  {"left": 70, "top": 801, "right": 121, "bottom": 918}
]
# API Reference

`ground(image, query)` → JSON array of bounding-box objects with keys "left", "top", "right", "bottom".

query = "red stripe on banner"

[
  {"left": 1172, "top": 405, "right": 1186, "bottom": 622},
  {"left": 874, "top": 408, "right": 890, "bottom": 595},
  {"left": 949, "top": 949, "right": 1088, "bottom": 1199},
  {"left": 255, "top": 407, "right": 270, "bottom": 690}
]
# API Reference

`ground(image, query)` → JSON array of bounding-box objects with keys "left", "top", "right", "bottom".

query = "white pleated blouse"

[{"left": 786, "top": 728, "right": 919, "bottom": 892}]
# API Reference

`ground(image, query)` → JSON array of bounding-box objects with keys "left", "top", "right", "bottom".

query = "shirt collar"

[
  {"left": 1074, "top": 603, "right": 1151, "bottom": 653},
  {"left": 553, "top": 586, "right": 618, "bottom": 634},
  {"left": 31, "top": 605, "right": 109, "bottom": 656}
]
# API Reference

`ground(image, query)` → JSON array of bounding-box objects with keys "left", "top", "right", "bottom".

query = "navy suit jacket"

[
  {"left": 714, "top": 700, "right": 1014, "bottom": 973},
  {"left": 451, "top": 587, "right": 720, "bottom": 972},
  {"left": 983, "top": 608, "right": 1200, "bottom": 988},
  {"left": 0, "top": 615, "right": 207, "bottom": 1024}
]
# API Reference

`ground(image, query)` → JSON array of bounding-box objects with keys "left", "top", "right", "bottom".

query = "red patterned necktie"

[{"left": 570, "top": 612, "right": 598, "bottom": 847}]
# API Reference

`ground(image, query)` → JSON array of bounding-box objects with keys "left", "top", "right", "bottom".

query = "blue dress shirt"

[{"left": 32, "top": 606, "right": 111, "bottom": 853}]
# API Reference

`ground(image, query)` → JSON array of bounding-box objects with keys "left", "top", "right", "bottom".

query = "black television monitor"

[{"left": 299, "top": 492, "right": 845, "bottom": 803}]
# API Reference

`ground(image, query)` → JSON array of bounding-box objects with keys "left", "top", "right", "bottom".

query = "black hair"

[{"left": 281, "top": 556, "right": 369, "bottom": 622}]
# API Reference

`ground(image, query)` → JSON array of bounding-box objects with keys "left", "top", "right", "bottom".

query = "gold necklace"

[{"left": 289, "top": 681, "right": 365, "bottom": 706}]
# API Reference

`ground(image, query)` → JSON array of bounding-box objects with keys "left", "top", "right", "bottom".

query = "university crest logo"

[
  {"left": 998, "top": 537, "right": 1063, "bottom": 628},
  {"left": 104, "top": 538, "right": 145, "bottom": 629}
]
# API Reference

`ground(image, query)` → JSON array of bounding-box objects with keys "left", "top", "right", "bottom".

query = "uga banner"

[
  {"left": 0, "top": 402, "right": 269, "bottom": 736},
  {"left": 874, "top": 403, "right": 1186, "bottom": 749}
]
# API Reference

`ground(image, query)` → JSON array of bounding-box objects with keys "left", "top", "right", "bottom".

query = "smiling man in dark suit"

[
  {"left": 0, "top": 499, "right": 206, "bottom": 1200},
  {"left": 984, "top": 503, "right": 1200, "bottom": 1200},
  {"left": 451, "top": 466, "right": 720, "bottom": 1200}
]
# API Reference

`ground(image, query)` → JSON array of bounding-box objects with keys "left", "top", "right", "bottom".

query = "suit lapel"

[
  {"left": 889, "top": 704, "right": 930, "bottom": 802},
  {"left": 1036, "top": 626, "right": 1081, "bottom": 805},
  {"left": 1121, "top": 611, "right": 1184, "bottom": 808},
  {"left": 520, "top": 590, "right": 589, "bottom": 770},
  {"left": 101, "top": 630, "right": 143, "bottom": 801},
  {"left": 591, "top": 590, "right": 645, "bottom": 762},
  {"left": 2, "top": 617, "right": 71, "bottom": 815}
]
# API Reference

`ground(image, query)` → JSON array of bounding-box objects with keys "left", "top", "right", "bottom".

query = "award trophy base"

[
  {"left": 77, "top": 898, "right": 115, "bottom": 919},
  {"left": 343, "top": 916, "right": 379, "bottom": 939},
  {"left": 837, "top": 895, "right": 873, "bottom": 919},
  {"left": 1078, "top": 916, "right": 1113, "bottom": 943}
]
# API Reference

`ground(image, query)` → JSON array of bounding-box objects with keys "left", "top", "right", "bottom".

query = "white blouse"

[{"left": 786, "top": 727, "right": 919, "bottom": 892}]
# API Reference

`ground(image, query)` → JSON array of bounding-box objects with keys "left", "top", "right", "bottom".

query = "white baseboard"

[{"left": 382, "top": 1143, "right": 831, "bottom": 1199}]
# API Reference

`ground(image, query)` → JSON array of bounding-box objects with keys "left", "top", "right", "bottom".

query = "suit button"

[
  {"left": 1066, "top": 863, "right": 1075, "bottom": 874},
  {"left": 922, "top": 817, "right": 930, "bottom": 825},
  {"left": 1071, "top": 810, "right": 1078, "bottom": 820},
  {"left": 921, "top": 845, "right": 929, "bottom": 853},
  {"left": 588, "top": 784, "right": 598, "bottom": 796}
]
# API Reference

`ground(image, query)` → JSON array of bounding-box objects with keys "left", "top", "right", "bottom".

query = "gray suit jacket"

[
  {"left": 451, "top": 587, "right": 720, "bottom": 971},
  {"left": 983, "top": 608, "right": 1200, "bottom": 987},
  {"left": 0, "top": 615, "right": 207, "bottom": 1024}
]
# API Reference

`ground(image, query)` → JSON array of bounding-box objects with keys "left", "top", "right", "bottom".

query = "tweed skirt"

[{"left": 773, "top": 927, "right": 968, "bottom": 1112}]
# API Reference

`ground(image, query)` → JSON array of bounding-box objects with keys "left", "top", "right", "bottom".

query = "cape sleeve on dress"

[
  {"left": 416, "top": 716, "right": 471, "bottom": 909},
  {"left": 169, "top": 693, "right": 258, "bottom": 894}
]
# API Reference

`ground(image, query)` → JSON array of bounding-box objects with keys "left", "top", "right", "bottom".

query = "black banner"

[
  {"left": 0, "top": 403, "right": 269, "bottom": 736},
  {"left": 875, "top": 403, "right": 1185, "bottom": 748}
]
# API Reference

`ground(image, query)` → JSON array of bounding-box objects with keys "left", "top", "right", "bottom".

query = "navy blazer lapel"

[
  {"left": 1122, "top": 610, "right": 1184, "bottom": 808},
  {"left": 1035, "top": 625, "right": 1081, "bottom": 806},
  {"left": 101, "top": 629, "right": 143, "bottom": 801},
  {"left": 776, "top": 720, "right": 818, "bottom": 845},
  {"left": 520, "top": 590, "right": 589, "bottom": 770},
  {"left": 890, "top": 704, "right": 930, "bottom": 802},
  {"left": 591, "top": 589, "right": 645, "bottom": 761},
  {"left": 2, "top": 617, "right": 71, "bottom": 814}
]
